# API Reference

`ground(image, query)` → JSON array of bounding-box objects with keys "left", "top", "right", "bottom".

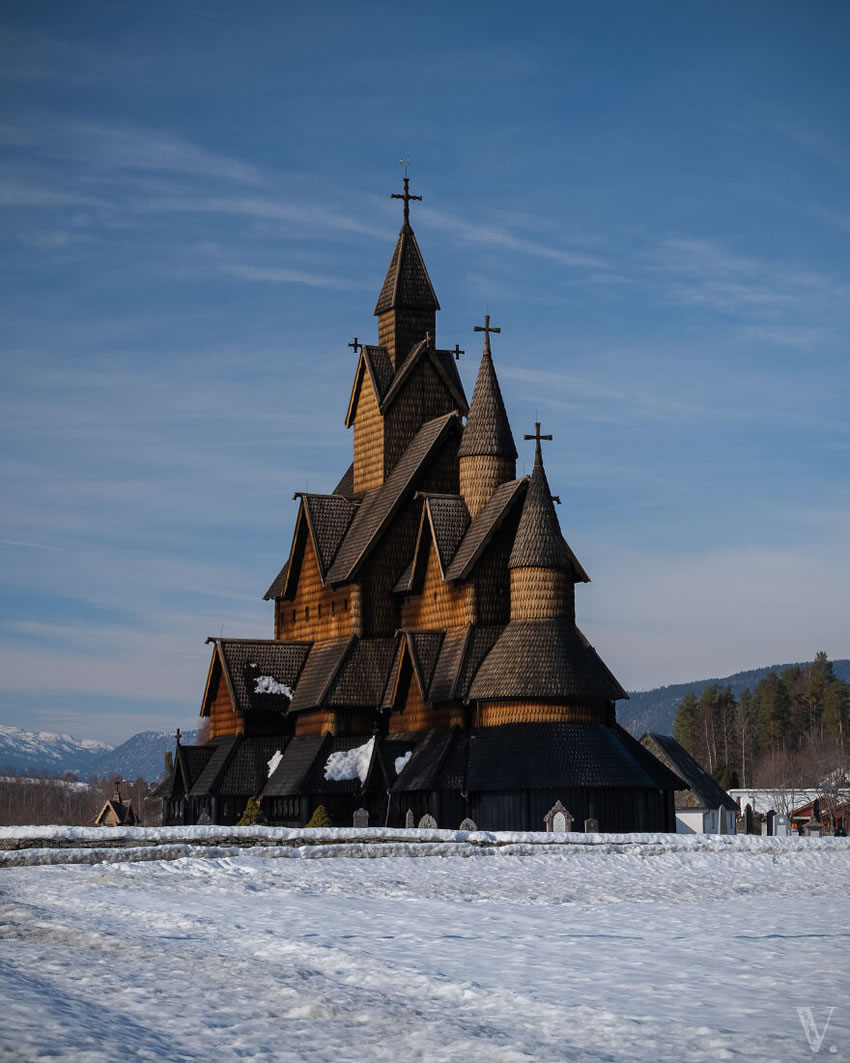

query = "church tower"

[
  {"left": 458, "top": 316, "right": 517, "bottom": 516},
  {"left": 374, "top": 176, "right": 440, "bottom": 368},
  {"left": 508, "top": 423, "right": 588, "bottom": 622}
]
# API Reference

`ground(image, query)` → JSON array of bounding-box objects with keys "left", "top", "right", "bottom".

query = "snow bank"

[{"left": 323, "top": 737, "right": 374, "bottom": 783}]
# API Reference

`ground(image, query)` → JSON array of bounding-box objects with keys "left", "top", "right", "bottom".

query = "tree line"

[
  {"left": 0, "top": 774, "right": 158, "bottom": 827},
  {"left": 673, "top": 651, "right": 850, "bottom": 794}
]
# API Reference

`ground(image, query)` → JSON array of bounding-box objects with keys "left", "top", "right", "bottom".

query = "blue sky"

[{"left": 1, "top": 1, "right": 848, "bottom": 744}]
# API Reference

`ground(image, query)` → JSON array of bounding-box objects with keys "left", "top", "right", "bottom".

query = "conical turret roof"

[
  {"left": 458, "top": 332, "right": 517, "bottom": 459},
  {"left": 509, "top": 434, "right": 586, "bottom": 577},
  {"left": 374, "top": 224, "right": 440, "bottom": 315}
]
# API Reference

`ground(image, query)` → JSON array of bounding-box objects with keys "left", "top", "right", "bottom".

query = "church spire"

[
  {"left": 458, "top": 315, "right": 517, "bottom": 516},
  {"left": 374, "top": 169, "right": 439, "bottom": 367}
]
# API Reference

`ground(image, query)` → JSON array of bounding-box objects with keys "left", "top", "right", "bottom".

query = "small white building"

[{"left": 640, "top": 733, "right": 737, "bottom": 835}]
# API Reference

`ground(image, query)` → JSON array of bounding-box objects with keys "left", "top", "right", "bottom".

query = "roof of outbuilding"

[
  {"left": 457, "top": 340, "right": 517, "bottom": 460},
  {"left": 374, "top": 223, "right": 440, "bottom": 314},
  {"left": 469, "top": 620, "right": 627, "bottom": 702},
  {"left": 508, "top": 439, "right": 588, "bottom": 580},
  {"left": 327, "top": 412, "right": 462, "bottom": 583},
  {"left": 445, "top": 478, "right": 527, "bottom": 581},
  {"left": 642, "top": 733, "right": 737, "bottom": 810}
]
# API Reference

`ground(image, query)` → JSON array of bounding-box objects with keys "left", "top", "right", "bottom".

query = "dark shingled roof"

[
  {"left": 210, "top": 638, "right": 312, "bottom": 715},
  {"left": 458, "top": 342, "right": 517, "bottom": 460},
  {"left": 426, "top": 625, "right": 505, "bottom": 704},
  {"left": 261, "top": 735, "right": 328, "bottom": 798},
  {"left": 301, "top": 734, "right": 379, "bottom": 795},
  {"left": 642, "top": 733, "right": 737, "bottom": 809},
  {"left": 325, "top": 637, "right": 397, "bottom": 707},
  {"left": 333, "top": 462, "right": 355, "bottom": 498},
  {"left": 345, "top": 346, "right": 396, "bottom": 428},
  {"left": 375, "top": 731, "right": 421, "bottom": 787},
  {"left": 189, "top": 735, "right": 240, "bottom": 798},
  {"left": 379, "top": 339, "right": 468, "bottom": 417},
  {"left": 445, "top": 478, "right": 527, "bottom": 581},
  {"left": 263, "top": 561, "right": 289, "bottom": 601},
  {"left": 327, "top": 412, "right": 462, "bottom": 583},
  {"left": 286, "top": 637, "right": 354, "bottom": 714},
  {"left": 381, "top": 636, "right": 406, "bottom": 709},
  {"left": 425, "top": 495, "right": 470, "bottom": 574},
  {"left": 374, "top": 224, "right": 440, "bottom": 314},
  {"left": 509, "top": 441, "right": 589, "bottom": 579},
  {"left": 404, "top": 630, "right": 445, "bottom": 698},
  {"left": 175, "top": 744, "right": 215, "bottom": 794},
  {"left": 465, "top": 723, "right": 669, "bottom": 791},
  {"left": 299, "top": 494, "right": 358, "bottom": 580},
  {"left": 392, "top": 728, "right": 456, "bottom": 792},
  {"left": 469, "top": 619, "right": 628, "bottom": 702},
  {"left": 218, "top": 736, "right": 288, "bottom": 797}
]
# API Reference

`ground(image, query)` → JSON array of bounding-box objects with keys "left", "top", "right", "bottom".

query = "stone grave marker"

[
  {"left": 774, "top": 813, "right": 790, "bottom": 837},
  {"left": 418, "top": 813, "right": 438, "bottom": 829},
  {"left": 459, "top": 818, "right": 477, "bottom": 831},
  {"left": 352, "top": 808, "right": 369, "bottom": 828},
  {"left": 765, "top": 809, "right": 776, "bottom": 836},
  {"left": 584, "top": 818, "right": 599, "bottom": 834},
  {"left": 544, "top": 801, "right": 573, "bottom": 833}
]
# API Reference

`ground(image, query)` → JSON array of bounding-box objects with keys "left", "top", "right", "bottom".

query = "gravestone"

[
  {"left": 584, "top": 818, "right": 599, "bottom": 834},
  {"left": 196, "top": 809, "right": 212, "bottom": 826},
  {"left": 405, "top": 809, "right": 415, "bottom": 829},
  {"left": 774, "top": 814, "right": 790, "bottom": 837},
  {"left": 459, "top": 818, "right": 477, "bottom": 831},
  {"left": 352, "top": 808, "right": 369, "bottom": 828},
  {"left": 544, "top": 801, "right": 573, "bottom": 833},
  {"left": 804, "top": 818, "right": 823, "bottom": 837},
  {"left": 765, "top": 809, "right": 776, "bottom": 836},
  {"left": 418, "top": 813, "right": 438, "bottom": 829}
]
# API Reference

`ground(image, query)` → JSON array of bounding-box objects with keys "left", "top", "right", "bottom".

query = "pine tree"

[
  {"left": 673, "top": 693, "right": 699, "bottom": 753},
  {"left": 305, "top": 804, "right": 333, "bottom": 828}
]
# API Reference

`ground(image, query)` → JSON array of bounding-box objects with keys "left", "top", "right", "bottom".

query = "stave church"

[{"left": 158, "top": 177, "right": 683, "bottom": 832}]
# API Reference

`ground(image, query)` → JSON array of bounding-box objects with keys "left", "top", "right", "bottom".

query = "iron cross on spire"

[
  {"left": 524, "top": 421, "right": 553, "bottom": 455},
  {"left": 391, "top": 173, "right": 422, "bottom": 226},
  {"left": 348, "top": 337, "right": 362, "bottom": 353},
  {"left": 474, "top": 314, "right": 500, "bottom": 353}
]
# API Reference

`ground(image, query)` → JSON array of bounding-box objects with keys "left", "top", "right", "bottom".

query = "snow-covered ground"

[{"left": 0, "top": 834, "right": 847, "bottom": 1062}]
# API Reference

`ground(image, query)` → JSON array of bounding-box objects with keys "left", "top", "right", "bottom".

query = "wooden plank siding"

[
  {"left": 276, "top": 534, "right": 356, "bottom": 642},
  {"left": 352, "top": 367, "right": 384, "bottom": 494},
  {"left": 401, "top": 537, "right": 470, "bottom": 629},
  {"left": 378, "top": 308, "right": 435, "bottom": 370},
  {"left": 207, "top": 659, "right": 243, "bottom": 740},
  {"left": 474, "top": 700, "right": 613, "bottom": 727}
]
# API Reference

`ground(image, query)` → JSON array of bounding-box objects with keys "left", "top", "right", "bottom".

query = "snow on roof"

[
  {"left": 267, "top": 750, "right": 284, "bottom": 779},
  {"left": 254, "top": 676, "right": 293, "bottom": 698},
  {"left": 324, "top": 737, "right": 374, "bottom": 784}
]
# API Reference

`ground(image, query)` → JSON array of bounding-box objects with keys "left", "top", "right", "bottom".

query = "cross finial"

[
  {"left": 175, "top": 727, "right": 182, "bottom": 745},
  {"left": 391, "top": 170, "right": 422, "bottom": 226},
  {"left": 348, "top": 337, "right": 362, "bottom": 353},
  {"left": 524, "top": 421, "right": 553, "bottom": 464},
  {"left": 452, "top": 344, "right": 464, "bottom": 361},
  {"left": 473, "top": 314, "right": 500, "bottom": 355}
]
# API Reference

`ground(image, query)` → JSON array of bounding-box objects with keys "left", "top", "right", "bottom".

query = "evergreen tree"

[
  {"left": 305, "top": 804, "right": 333, "bottom": 828},
  {"left": 673, "top": 693, "right": 699, "bottom": 753},
  {"left": 755, "top": 671, "right": 791, "bottom": 750},
  {"left": 237, "top": 796, "right": 266, "bottom": 826}
]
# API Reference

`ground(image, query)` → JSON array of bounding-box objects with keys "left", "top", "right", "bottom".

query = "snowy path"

[{"left": 1, "top": 844, "right": 847, "bottom": 1061}]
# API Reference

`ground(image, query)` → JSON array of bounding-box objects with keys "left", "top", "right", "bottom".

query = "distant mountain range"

[
  {"left": 618, "top": 660, "right": 850, "bottom": 738},
  {"left": 2, "top": 658, "right": 848, "bottom": 780},
  {"left": 0, "top": 726, "right": 198, "bottom": 783}
]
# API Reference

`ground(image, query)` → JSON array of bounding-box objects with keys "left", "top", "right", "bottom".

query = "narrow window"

[
  {"left": 344, "top": 598, "right": 348, "bottom": 612},
  {"left": 318, "top": 603, "right": 322, "bottom": 617},
  {"left": 291, "top": 609, "right": 296, "bottom": 622},
  {"left": 305, "top": 606, "right": 310, "bottom": 620},
  {"left": 331, "top": 600, "right": 335, "bottom": 616}
]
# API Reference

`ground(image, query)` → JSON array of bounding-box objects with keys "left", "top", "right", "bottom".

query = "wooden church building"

[{"left": 158, "top": 178, "right": 683, "bottom": 832}]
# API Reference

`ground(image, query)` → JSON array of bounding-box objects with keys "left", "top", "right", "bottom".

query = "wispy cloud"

[{"left": 219, "top": 262, "right": 369, "bottom": 290}]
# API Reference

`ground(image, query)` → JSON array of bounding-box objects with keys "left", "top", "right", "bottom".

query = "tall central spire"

[{"left": 375, "top": 168, "right": 439, "bottom": 367}]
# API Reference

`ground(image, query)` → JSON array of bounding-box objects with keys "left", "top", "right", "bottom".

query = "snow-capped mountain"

[
  {"left": 0, "top": 725, "right": 112, "bottom": 777},
  {"left": 0, "top": 726, "right": 198, "bottom": 782}
]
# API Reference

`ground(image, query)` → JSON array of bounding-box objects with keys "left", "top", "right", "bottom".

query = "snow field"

[{"left": 0, "top": 839, "right": 847, "bottom": 1062}]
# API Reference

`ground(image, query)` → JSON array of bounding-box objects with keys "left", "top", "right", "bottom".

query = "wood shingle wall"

[
  {"left": 475, "top": 700, "right": 612, "bottom": 727},
  {"left": 208, "top": 662, "right": 242, "bottom": 740},
  {"left": 510, "top": 568, "right": 576, "bottom": 621},
  {"left": 459, "top": 455, "right": 516, "bottom": 518},
  {"left": 277, "top": 535, "right": 355, "bottom": 641},
  {"left": 352, "top": 370, "right": 384, "bottom": 494},
  {"left": 378, "top": 309, "right": 435, "bottom": 369},
  {"left": 401, "top": 539, "right": 470, "bottom": 630}
]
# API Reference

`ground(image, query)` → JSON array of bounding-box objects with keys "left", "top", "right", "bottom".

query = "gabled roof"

[
  {"left": 399, "top": 494, "right": 470, "bottom": 592},
  {"left": 385, "top": 630, "right": 445, "bottom": 705},
  {"left": 379, "top": 338, "right": 468, "bottom": 417},
  {"left": 261, "top": 734, "right": 328, "bottom": 798},
  {"left": 327, "top": 637, "right": 397, "bottom": 707},
  {"left": 175, "top": 744, "right": 215, "bottom": 794},
  {"left": 374, "top": 731, "right": 421, "bottom": 787},
  {"left": 95, "top": 798, "right": 136, "bottom": 826},
  {"left": 286, "top": 637, "right": 355, "bottom": 714},
  {"left": 283, "top": 494, "right": 359, "bottom": 594},
  {"left": 392, "top": 728, "right": 457, "bottom": 792},
  {"left": 445, "top": 478, "right": 527, "bottom": 581},
  {"left": 189, "top": 735, "right": 240, "bottom": 797},
  {"left": 203, "top": 638, "right": 312, "bottom": 717},
  {"left": 641, "top": 733, "right": 737, "bottom": 810},
  {"left": 374, "top": 223, "right": 440, "bottom": 314},
  {"left": 263, "top": 561, "right": 289, "bottom": 601},
  {"left": 509, "top": 440, "right": 589, "bottom": 580},
  {"left": 426, "top": 624, "right": 504, "bottom": 703},
  {"left": 345, "top": 345, "right": 395, "bottom": 427},
  {"left": 469, "top": 619, "right": 628, "bottom": 702},
  {"left": 458, "top": 340, "right": 517, "bottom": 460},
  {"left": 217, "top": 736, "right": 287, "bottom": 797},
  {"left": 326, "top": 411, "right": 462, "bottom": 584},
  {"left": 333, "top": 462, "right": 355, "bottom": 498}
]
